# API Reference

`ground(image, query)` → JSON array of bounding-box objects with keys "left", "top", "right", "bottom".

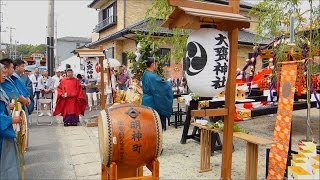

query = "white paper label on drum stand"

[{"left": 113, "top": 137, "right": 117, "bottom": 144}]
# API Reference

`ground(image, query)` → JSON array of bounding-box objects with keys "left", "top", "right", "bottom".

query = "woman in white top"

[{"left": 105, "top": 69, "right": 117, "bottom": 105}]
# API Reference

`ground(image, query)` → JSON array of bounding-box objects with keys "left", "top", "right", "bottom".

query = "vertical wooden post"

[
  {"left": 245, "top": 142, "right": 259, "bottom": 179},
  {"left": 101, "top": 164, "right": 108, "bottom": 180},
  {"left": 220, "top": 1, "right": 240, "bottom": 179},
  {"left": 138, "top": 167, "right": 143, "bottom": 176},
  {"left": 99, "top": 46, "right": 106, "bottom": 110},
  {"left": 200, "top": 129, "right": 212, "bottom": 172},
  {"left": 152, "top": 159, "right": 160, "bottom": 178},
  {"left": 110, "top": 162, "right": 117, "bottom": 180},
  {"left": 220, "top": 28, "right": 239, "bottom": 180}
]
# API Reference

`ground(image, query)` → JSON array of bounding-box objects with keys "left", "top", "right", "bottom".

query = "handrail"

[{"left": 94, "top": 16, "right": 117, "bottom": 32}]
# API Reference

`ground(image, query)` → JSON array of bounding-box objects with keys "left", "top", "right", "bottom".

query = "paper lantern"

[{"left": 185, "top": 28, "right": 229, "bottom": 97}]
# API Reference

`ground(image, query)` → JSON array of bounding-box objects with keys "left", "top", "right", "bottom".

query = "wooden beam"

[
  {"left": 191, "top": 108, "right": 228, "bottom": 117},
  {"left": 206, "top": 108, "right": 228, "bottom": 117},
  {"left": 233, "top": 132, "right": 273, "bottom": 145},
  {"left": 216, "top": 20, "right": 250, "bottom": 31},
  {"left": 121, "top": 176, "right": 155, "bottom": 180},
  {"left": 167, "top": 11, "right": 200, "bottom": 30},
  {"left": 191, "top": 110, "right": 206, "bottom": 117},
  {"left": 221, "top": 27, "right": 239, "bottom": 180},
  {"left": 168, "top": 0, "right": 233, "bottom": 14}
]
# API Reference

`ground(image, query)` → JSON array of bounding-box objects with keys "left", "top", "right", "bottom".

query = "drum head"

[
  {"left": 20, "top": 110, "right": 28, "bottom": 152},
  {"left": 12, "top": 110, "right": 28, "bottom": 153},
  {"left": 98, "top": 110, "right": 112, "bottom": 165}
]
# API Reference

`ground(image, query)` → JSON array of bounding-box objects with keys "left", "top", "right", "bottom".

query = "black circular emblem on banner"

[{"left": 186, "top": 41, "right": 207, "bottom": 76}]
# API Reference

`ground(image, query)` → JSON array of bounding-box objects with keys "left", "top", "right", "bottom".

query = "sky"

[
  {"left": 1, "top": 0, "right": 97, "bottom": 45},
  {"left": 0, "top": 0, "right": 318, "bottom": 45}
]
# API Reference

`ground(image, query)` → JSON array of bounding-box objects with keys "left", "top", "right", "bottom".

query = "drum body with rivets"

[{"left": 98, "top": 104, "right": 163, "bottom": 168}]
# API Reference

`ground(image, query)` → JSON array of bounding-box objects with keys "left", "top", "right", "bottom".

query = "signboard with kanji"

[{"left": 84, "top": 57, "right": 99, "bottom": 80}]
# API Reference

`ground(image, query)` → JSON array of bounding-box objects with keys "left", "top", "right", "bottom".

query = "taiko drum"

[{"left": 98, "top": 104, "right": 163, "bottom": 168}]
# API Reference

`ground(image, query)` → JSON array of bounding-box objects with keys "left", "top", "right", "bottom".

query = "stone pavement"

[
  {"left": 64, "top": 125, "right": 101, "bottom": 179},
  {"left": 24, "top": 113, "right": 102, "bottom": 179},
  {"left": 24, "top": 115, "right": 77, "bottom": 179}
]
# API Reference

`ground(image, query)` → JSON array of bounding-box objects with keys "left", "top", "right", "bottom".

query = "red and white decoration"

[{"left": 235, "top": 101, "right": 268, "bottom": 111}]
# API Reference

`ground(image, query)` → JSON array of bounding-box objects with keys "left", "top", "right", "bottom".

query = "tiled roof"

[
  {"left": 86, "top": 18, "right": 267, "bottom": 48},
  {"left": 88, "top": 0, "right": 100, "bottom": 8},
  {"left": 89, "top": 0, "right": 254, "bottom": 9},
  {"left": 57, "top": 36, "right": 91, "bottom": 43},
  {"left": 204, "top": 0, "right": 254, "bottom": 9}
]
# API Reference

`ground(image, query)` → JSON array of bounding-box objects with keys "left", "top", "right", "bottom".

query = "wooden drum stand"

[{"left": 101, "top": 160, "right": 159, "bottom": 180}]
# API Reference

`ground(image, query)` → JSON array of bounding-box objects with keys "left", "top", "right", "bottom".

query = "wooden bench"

[{"left": 192, "top": 122, "right": 273, "bottom": 179}]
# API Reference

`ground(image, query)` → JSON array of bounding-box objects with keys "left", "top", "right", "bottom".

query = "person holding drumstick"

[{"left": 0, "top": 62, "right": 22, "bottom": 179}]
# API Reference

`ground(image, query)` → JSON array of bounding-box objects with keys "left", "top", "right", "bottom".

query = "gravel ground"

[{"left": 81, "top": 105, "right": 319, "bottom": 179}]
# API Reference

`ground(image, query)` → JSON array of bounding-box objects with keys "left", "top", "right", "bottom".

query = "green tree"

[
  {"left": 16, "top": 44, "right": 46, "bottom": 58},
  {"left": 128, "top": 35, "right": 167, "bottom": 81}
]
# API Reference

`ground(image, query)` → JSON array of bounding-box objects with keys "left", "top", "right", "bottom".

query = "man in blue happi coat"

[
  {"left": 0, "top": 61, "right": 22, "bottom": 179},
  {"left": 141, "top": 57, "right": 173, "bottom": 131},
  {"left": 14, "top": 59, "right": 34, "bottom": 114},
  {"left": 0, "top": 58, "right": 30, "bottom": 106}
]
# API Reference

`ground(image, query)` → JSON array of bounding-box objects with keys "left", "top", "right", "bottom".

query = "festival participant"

[
  {"left": 14, "top": 59, "right": 34, "bottom": 114},
  {"left": 141, "top": 57, "right": 173, "bottom": 131},
  {"left": 29, "top": 67, "right": 41, "bottom": 109},
  {"left": 38, "top": 69, "right": 55, "bottom": 116},
  {"left": 0, "top": 62, "right": 22, "bottom": 179},
  {"left": 53, "top": 68, "right": 86, "bottom": 126},
  {"left": 0, "top": 58, "right": 30, "bottom": 105},
  {"left": 84, "top": 78, "right": 98, "bottom": 111},
  {"left": 117, "top": 66, "right": 130, "bottom": 91},
  {"left": 52, "top": 70, "right": 62, "bottom": 110},
  {"left": 105, "top": 68, "right": 117, "bottom": 105}
]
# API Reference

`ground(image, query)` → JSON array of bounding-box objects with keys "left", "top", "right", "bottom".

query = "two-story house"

[
  {"left": 86, "top": 0, "right": 266, "bottom": 73},
  {"left": 56, "top": 36, "right": 91, "bottom": 67}
]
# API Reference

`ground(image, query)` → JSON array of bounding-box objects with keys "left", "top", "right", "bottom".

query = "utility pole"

[
  {"left": 55, "top": 14, "right": 58, "bottom": 68},
  {"left": 0, "top": 0, "right": 6, "bottom": 51},
  {"left": 14, "top": 40, "right": 18, "bottom": 59},
  {"left": 47, "top": 0, "right": 54, "bottom": 75},
  {"left": 8, "top": 27, "right": 15, "bottom": 59}
]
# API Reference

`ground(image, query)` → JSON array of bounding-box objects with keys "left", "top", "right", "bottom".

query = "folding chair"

[{"left": 36, "top": 98, "right": 53, "bottom": 125}]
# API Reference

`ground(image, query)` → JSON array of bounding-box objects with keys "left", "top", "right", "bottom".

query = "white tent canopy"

[{"left": 57, "top": 55, "right": 83, "bottom": 75}]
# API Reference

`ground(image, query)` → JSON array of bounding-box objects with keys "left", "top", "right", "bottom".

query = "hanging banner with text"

[{"left": 84, "top": 57, "right": 99, "bottom": 80}]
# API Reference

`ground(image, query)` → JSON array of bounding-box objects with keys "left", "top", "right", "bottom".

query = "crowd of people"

[
  {"left": 0, "top": 58, "right": 89, "bottom": 178},
  {"left": 0, "top": 56, "right": 185, "bottom": 177}
]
